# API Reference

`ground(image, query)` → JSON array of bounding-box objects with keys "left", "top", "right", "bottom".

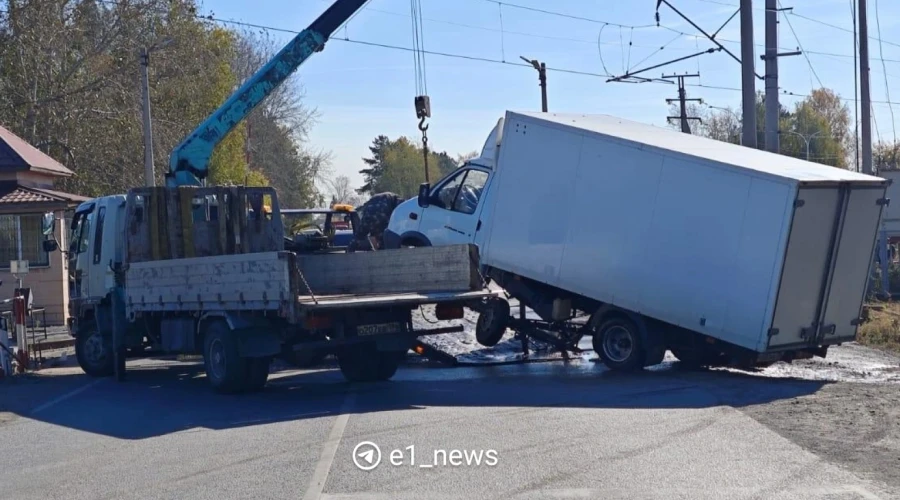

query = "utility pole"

[
  {"left": 520, "top": 56, "right": 547, "bottom": 112},
  {"left": 764, "top": 0, "right": 779, "bottom": 153},
  {"left": 740, "top": 0, "right": 757, "bottom": 148},
  {"left": 859, "top": 0, "right": 873, "bottom": 175},
  {"left": 663, "top": 73, "right": 702, "bottom": 134},
  {"left": 139, "top": 48, "right": 155, "bottom": 187},
  {"left": 763, "top": 1, "right": 801, "bottom": 153}
]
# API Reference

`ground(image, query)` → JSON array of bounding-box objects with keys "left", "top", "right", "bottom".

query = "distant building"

[{"left": 0, "top": 125, "right": 89, "bottom": 325}]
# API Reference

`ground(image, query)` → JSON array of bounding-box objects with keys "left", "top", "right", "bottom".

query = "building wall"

[
  {"left": 0, "top": 210, "right": 69, "bottom": 325},
  {"left": 0, "top": 170, "right": 59, "bottom": 189}
]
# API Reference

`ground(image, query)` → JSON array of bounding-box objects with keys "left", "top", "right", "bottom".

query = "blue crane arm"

[{"left": 167, "top": 0, "right": 369, "bottom": 187}]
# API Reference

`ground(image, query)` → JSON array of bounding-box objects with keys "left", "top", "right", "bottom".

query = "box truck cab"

[{"left": 384, "top": 118, "right": 503, "bottom": 250}]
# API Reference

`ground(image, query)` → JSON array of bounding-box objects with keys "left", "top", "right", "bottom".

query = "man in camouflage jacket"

[{"left": 349, "top": 192, "right": 403, "bottom": 251}]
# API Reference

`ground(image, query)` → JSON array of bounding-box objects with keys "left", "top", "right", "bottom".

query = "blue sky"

[{"left": 202, "top": 0, "right": 900, "bottom": 190}]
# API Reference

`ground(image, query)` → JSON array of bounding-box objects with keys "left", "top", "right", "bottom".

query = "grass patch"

[{"left": 859, "top": 301, "right": 900, "bottom": 353}]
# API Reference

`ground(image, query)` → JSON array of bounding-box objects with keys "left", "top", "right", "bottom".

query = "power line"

[
  {"left": 789, "top": 10, "right": 900, "bottom": 50},
  {"left": 690, "top": 82, "right": 900, "bottom": 108},
  {"left": 203, "top": 13, "right": 616, "bottom": 78},
  {"left": 778, "top": 0, "right": 824, "bottom": 89},
  {"left": 480, "top": 0, "right": 657, "bottom": 29},
  {"left": 24, "top": 0, "right": 900, "bottom": 120},
  {"left": 873, "top": 0, "right": 896, "bottom": 143},
  {"left": 365, "top": 5, "right": 670, "bottom": 49}
]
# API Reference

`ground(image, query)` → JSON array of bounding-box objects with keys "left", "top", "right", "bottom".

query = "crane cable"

[{"left": 410, "top": 0, "right": 431, "bottom": 183}]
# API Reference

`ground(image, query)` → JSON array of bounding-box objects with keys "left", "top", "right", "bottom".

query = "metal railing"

[{"left": 0, "top": 306, "right": 50, "bottom": 367}]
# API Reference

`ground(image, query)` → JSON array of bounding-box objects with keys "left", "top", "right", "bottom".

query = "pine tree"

[{"left": 357, "top": 135, "right": 390, "bottom": 195}]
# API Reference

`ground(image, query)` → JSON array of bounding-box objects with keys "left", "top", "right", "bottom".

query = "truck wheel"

[
  {"left": 476, "top": 297, "right": 510, "bottom": 347},
  {"left": 338, "top": 346, "right": 403, "bottom": 382},
  {"left": 592, "top": 317, "right": 645, "bottom": 372},
  {"left": 203, "top": 321, "right": 247, "bottom": 394},
  {"left": 242, "top": 357, "right": 271, "bottom": 392},
  {"left": 75, "top": 323, "right": 114, "bottom": 377}
]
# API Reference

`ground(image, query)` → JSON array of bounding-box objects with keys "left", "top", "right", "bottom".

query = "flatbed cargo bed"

[
  {"left": 297, "top": 290, "right": 500, "bottom": 310},
  {"left": 125, "top": 244, "right": 491, "bottom": 320}
]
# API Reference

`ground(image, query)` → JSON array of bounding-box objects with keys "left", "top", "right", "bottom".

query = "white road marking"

[
  {"left": 31, "top": 379, "right": 103, "bottom": 415},
  {"left": 303, "top": 393, "right": 357, "bottom": 500}
]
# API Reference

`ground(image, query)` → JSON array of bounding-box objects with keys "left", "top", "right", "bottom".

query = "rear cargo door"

[
  {"left": 767, "top": 187, "right": 842, "bottom": 349},
  {"left": 819, "top": 185, "right": 887, "bottom": 343}
]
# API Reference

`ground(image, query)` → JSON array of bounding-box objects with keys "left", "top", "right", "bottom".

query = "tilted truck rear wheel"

[
  {"left": 203, "top": 320, "right": 250, "bottom": 394},
  {"left": 337, "top": 345, "right": 404, "bottom": 382},
  {"left": 592, "top": 316, "right": 646, "bottom": 372}
]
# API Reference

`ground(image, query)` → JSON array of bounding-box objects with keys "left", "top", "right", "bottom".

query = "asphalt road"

[{"left": 0, "top": 357, "right": 895, "bottom": 500}]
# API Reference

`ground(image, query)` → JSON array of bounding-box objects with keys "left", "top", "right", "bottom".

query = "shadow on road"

[{"left": 3, "top": 358, "right": 829, "bottom": 440}]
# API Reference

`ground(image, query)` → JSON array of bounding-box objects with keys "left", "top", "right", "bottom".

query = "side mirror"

[
  {"left": 418, "top": 183, "right": 431, "bottom": 208},
  {"left": 41, "top": 212, "right": 56, "bottom": 236},
  {"left": 42, "top": 239, "right": 59, "bottom": 253}
]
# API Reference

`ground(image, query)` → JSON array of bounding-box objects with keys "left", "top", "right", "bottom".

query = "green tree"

[
  {"left": 435, "top": 151, "right": 458, "bottom": 178},
  {"left": 874, "top": 141, "right": 900, "bottom": 171},
  {"left": 671, "top": 88, "right": 851, "bottom": 168},
  {"left": 230, "top": 27, "right": 328, "bottom": 205},
  {"left": 0, "top": 0, "right": 312, "bottom": 197},
  {"left": 359, "top": 136, "right": 443, "bottom": 198},
  {"left": 358, "top": 135, "right": 390, "bottom": 195}
]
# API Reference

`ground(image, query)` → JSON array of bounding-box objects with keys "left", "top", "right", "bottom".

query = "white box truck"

[{"left": 386, "top": 111, "right": 890, "bottom": 371}]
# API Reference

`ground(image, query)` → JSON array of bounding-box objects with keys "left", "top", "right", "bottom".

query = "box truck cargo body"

[{"left": 387, "top": 111, "right": 889, "bottom": 369}]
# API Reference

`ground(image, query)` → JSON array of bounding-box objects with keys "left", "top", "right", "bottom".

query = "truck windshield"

[{"left": 69, "top": 209, "right": 94, "bottom": 255}]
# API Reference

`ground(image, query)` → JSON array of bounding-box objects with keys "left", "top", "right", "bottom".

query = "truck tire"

[
  {"left": 337, "top": 346, "right": 403, "bottom": 382},
  {"left": 75, "top": 322, "right": 114, "bottom": 377},
  {"left": 592, "top": 317, "right": 645, "bottom": 372},
  {"left": 476, "top": 297, "right": 510, "bottom": 347},
  {"left": 203, "top": 321, "right": 248, "bottom": 394},
  {"left": 242, "top": 357, "right": 271, "bottom": 392}
]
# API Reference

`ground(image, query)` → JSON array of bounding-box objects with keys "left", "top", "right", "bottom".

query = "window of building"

[{"left": 0, "top": 214, "right": 51, "bottom": 269}]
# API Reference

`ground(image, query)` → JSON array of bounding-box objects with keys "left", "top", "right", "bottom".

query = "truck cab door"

[
  {"left": 418, "top": 168, "right": 491, "bottom": 246},
  {"left": 87, "top": 204, "right": 109, "bottom": 297}
]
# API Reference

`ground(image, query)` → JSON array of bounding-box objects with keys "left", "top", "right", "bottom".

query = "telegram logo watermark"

[{"left": 353, "top": 441, "right": 498, "bottom": 470}]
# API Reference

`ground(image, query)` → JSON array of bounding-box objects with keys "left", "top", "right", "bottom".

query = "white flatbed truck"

[{"left": 44, "top": 186, "right": 497, "bottom": 392}]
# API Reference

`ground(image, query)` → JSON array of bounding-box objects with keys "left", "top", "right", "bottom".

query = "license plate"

[{"left": 356, "top": 322, "right": 405, "bottom": 336}]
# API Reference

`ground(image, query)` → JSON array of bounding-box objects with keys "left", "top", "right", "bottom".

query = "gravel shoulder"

[{"left": 743, "top": 381, "right": 900, "bottom": 491}]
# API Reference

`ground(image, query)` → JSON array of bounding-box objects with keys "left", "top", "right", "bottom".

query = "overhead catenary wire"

[
  {"left": 778, "top": 0, "right": 823, "bottom": 89},
  {"left": 61, "top": 1, "right": 900, "bottom": 117},
  {"left": 873, "top": 0, "right": 896, "bottom": 144},
  {"left": 481, "top": 0, "right": 657, "bottom": 29}
]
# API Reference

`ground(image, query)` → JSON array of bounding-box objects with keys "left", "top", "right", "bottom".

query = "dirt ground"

[{"left": 744, "top": 381, "right": 900, "bottom": 491}]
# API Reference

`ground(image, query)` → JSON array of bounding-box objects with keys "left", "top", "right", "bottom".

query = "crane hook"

[{"left": 418, "top": 116, "right": 429, "bottom": 132}]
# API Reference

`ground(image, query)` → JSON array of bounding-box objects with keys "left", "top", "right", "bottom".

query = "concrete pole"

[
  {"left": 740, "top": 0, "right": 758, "bottom": 148},
  {"left": 539, "top": 62, "right": 548, "bottom": 113},
  {"left": 859, "top": 0, "right": 873, "bottom": 175},
  {"left": 678, "top": 77, "right": 691, "bottom": 134},
  {"left": 140, "top": 48, "right": 155, "bottom": 187},
  {"left": 764, "top": 0, "right": 779, "bottom": 153}
]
